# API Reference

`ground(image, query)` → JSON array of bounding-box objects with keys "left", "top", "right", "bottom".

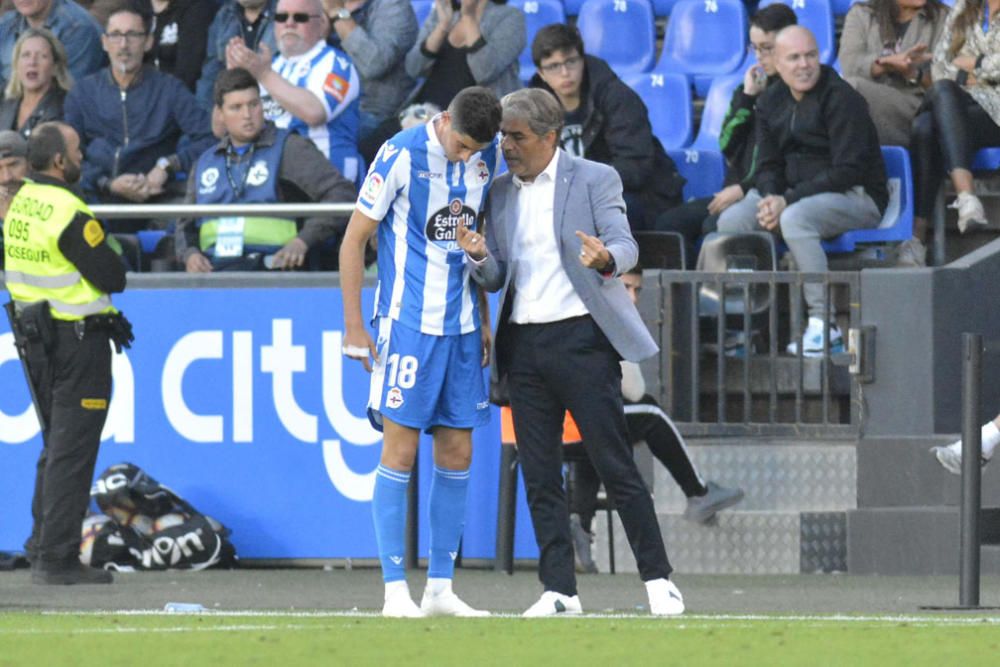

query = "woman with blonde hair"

[{"left": 0, "top": 28, "right": 72, "bottom": 138}]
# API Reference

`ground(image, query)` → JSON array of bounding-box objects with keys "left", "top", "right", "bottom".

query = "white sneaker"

[
  {"left": 931, "top": 442, "right": 990, "bottom": 476},
  {"left": 786, "top": 317, "right": 844, "bottom": 357},
  {"left": 522, "top": 591, "right": 583, "bottom": 617},
  {"left": 420, "top": 588, "right": 490, "bottom": 617},
  {"left": 951, "top": 192, "right": 988, "bottom": 233},
  {"left": 895, "top": 237, "right": 927, "bottom": 268},
  {"left": 382, "top": 583, "right": 425, "bottom": 618},
  {"left": 646, "top": 578, "right": 685, "bottom": 616}
]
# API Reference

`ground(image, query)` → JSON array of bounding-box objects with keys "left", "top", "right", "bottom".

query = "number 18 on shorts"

[{"left": 367, "top": 317, "right": 490, "bottom": 433}]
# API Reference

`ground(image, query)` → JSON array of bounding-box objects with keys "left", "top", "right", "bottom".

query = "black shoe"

[{"left": 32, "top": 563, "right": 113, "bottom": 585}]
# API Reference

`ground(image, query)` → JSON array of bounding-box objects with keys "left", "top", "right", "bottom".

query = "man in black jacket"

[
  {"left": 529, "top": 23, "right": 684, "bottom": 232},
  {"left": 717, "top": 26, "right": 887, "bottom": 357}
]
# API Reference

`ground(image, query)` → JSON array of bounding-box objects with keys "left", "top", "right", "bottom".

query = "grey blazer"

[{"left": 471, "top": 151, "right": 659, "bottom": 382}]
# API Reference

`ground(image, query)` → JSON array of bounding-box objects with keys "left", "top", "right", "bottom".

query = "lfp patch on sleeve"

[{"left": 83, "top": 219, "right": 105, "bottom": 248}]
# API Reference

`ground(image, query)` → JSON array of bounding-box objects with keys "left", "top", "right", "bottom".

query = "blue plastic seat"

[
  {"left": 577, "top": 0, "right": 657, "bottom": 75},
  {"left": 625, "top": 72, "right": 693, "bottom": 149},
  {"left": 655, "top": 0, "right": 748, "bottom": 97},
  {"left": 511, "top": 0, "right": 567, "bottom": 83},
  {"left": 831, "top": 0, "right": 859, "bottom": 15},
  {"left": 692, "top": 70, "right": 745, "bottom": 150},
  {"left": 652, "top": 0, "right": 685, "bottom": 16},
  {"left": 821, "top": 146, "right": 913, "bottom": 253},
  {"left": 411, "top": 0, "right": 433, "bottom": 27},
  {"left": 564, "top": 0, "right": 586, "bottom": 13},
  {"left": 667, "top": 148, "right": 726, "bottom": 201},
  {"left": 972, "top": 147, "right": 1000, "bottom": 171},
  {"left": 758, "top": 0, "right": 836, "bottom": 64}
]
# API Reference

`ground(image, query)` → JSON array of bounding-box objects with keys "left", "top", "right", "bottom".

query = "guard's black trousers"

[
  {"left": 23, "top": 323, "right": 112, "bottom": 568},
  {"left": 507, "top": 316, "right": 672, "bottom": 596}
]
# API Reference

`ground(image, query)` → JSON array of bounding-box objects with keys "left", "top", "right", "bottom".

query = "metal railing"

[
  {"left": 89, "top": 203, "right": 355, "bottom": 219},
  {"left": 654, "top": 269, "right": 862, "bottom": 438}
]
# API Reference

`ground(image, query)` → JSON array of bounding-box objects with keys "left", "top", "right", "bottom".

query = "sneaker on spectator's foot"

[
  {"left": 896, "top": 237, "right": 927, "bottom": 268},
  {"left": 383, "top": 583, "right": 425, "bottom": 618},
  {"left": 951, "top": 192, "right": 988, "bottom": 233},
  {"left": 570, "top": 514, "right": 598, "bottom": 574},
  {"left": 786, "top": 317, "right": 844, "bottom": 357},
  {"left": 684, "top": 481, "right": 745, "bottom": 524},
  {"left": 646, "top": 578, "right": 685, "bottom": 616},
  {"left": 522, "top": 591, "right": 583, "bottom": 617},
  {"left": 931, "top": 442, "right": 990, "bottom": 476},
  {"left": 421, "top": 587, "right": 490, "bottom": 617}
]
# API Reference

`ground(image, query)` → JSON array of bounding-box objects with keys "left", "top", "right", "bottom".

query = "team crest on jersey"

[
  {"left": 199, "top": 167, "right": 219, "bottom": 194},
  {"left": 426, "top": 198, "right": 476, "bottom": 250},
  {"left": 261, "top": 94, "right": 285, "bottom": 120},
  {"left": 247, "top": 160, "right": 269, "bottom": 187},
  {"left": 475, "top": 160, "right": 489, "bottom": 184},
  {"left": 386, "top": 387, "right": 404, "bottom": 409},
  {"left": 360, "top": 172, "right": 384, "bottom": 206}
]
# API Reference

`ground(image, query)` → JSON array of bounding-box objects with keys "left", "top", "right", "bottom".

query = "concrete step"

[
  {"left": 847, "top": 506, "right": 1000, "bottom": 575},
  {"left": 652, "top": 439, "right": 857, "bottom": 513},
  {"left": 592, "top": 510, "right": 847, "bottom": 576}
]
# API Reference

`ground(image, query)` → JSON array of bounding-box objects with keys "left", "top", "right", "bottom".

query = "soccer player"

[{"left": 339, "top": 86, "right": 502, "bottom": 618}]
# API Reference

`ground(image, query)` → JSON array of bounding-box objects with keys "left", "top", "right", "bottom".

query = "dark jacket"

[
  {"left": 196, "top": 0, "right": 278, "bottom": 112},
  {"left": 64, "top": 66, "right": 214, "bottom": 200},
  {"left": 0, "top": 87, "right": 66, "bottom": 138},
  {"left": 531, "top": 55, "right": 684, "bottom": 225},
  {"left": 175, "top": 122, "right": 357, "bottom": 262},
  {"left": 140, "top": 0, "right": 218, "bottom": 92},
  {"left": 755, "top": 66, "right": 888, "bottom": 213},
  {"left": 718, "top": 74, "right": 781, "bottom": 191}
]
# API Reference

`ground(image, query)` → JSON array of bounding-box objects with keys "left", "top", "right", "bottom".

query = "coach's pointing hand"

[
  {"left": 575, "top": 230, "right": 611, "bottom": 270},
  {"left": 457, "top": 224, "right": 487, "bottom": 260}
]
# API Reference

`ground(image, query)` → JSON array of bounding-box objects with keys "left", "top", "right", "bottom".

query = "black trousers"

[
  {"left": 570, "top": 396, "right": 707, "bottom": 534},
  {"left": 912, "top": 79, "right": 1000, "bottom": 218},
  {"left": 23, "top": 323, "right": 112, "bottom": 568},
  {"left": 507, "top": 316, "right": 672, "bottom": 595}
]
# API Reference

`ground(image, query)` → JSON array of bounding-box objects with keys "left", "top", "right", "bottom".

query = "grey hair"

[{"left": 501, "top": 88, "right": 564, "bottom": 138}]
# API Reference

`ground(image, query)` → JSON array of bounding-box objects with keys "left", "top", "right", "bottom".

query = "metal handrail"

[{"left": 89, "top": 203, "right": 355, "bottom": 219}]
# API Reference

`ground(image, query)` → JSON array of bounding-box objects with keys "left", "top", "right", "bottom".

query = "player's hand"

[
  {"left": 456, "top": 224, "right": 487, "bottom": 260},
  {"left": 343, "top": 326, "right": 378, "bottom": 373},
  {"left": 708, "top": 183, "right": 744, "bottom": 215},
  {"left": 575, "top": 230, "right": 611, "bottom": 270},
  {"left": 185, "top": 252, "right": 213, "bottom": 273},
  {"left": 480, "top": 325, "right": 492, "bottom": 368},
  {"left": 272, "top": 237, "right": 308, "bottom": 270}
]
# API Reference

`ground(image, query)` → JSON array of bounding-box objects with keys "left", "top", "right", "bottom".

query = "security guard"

[{"left": 3, "top": 121, "right": 132, "bottom": 585}]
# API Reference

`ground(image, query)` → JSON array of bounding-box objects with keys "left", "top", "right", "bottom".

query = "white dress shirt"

[{"left": 509, "top": 149, "right": 589, "bottom": 324}]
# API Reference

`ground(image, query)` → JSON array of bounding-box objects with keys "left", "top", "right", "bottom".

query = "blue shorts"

[{"left": 367, "top": 318, "right": 490, "bottom": 433}]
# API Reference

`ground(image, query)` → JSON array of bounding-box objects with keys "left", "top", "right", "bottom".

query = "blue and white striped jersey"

[
  {"left": 357, "top": 119, "right": 501, "bottom": 336},
  {"left": 263, "top": 41, "right": 362, "bottom": 183}
]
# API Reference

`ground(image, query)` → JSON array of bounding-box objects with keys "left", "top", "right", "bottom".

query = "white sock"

[
  {"left": 384, "top": 579, "right": 409, "bottom": 600},
  {"left": 950, "top": 421, "right": 1000, "bottom": 459},
  {"left": 426, "top": 577, "right": 452, "bottom": 596}
]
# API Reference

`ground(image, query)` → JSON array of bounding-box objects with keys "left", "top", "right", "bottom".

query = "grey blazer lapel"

[{"left": 553, "top": 151, "right": 575, "bottom": 238}]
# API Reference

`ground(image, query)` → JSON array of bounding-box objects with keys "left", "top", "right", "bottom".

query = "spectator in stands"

[
  {"left": 176, "top": 67, "right": 355, "bottom": 272},
  {"left": 358, "top": 0, "right": 523, "bottom": 163},
  {"left": 196, "top": 0, "right": 278, "bottom": 113},
  {"left": 655, "top": 3, "right": 797, "bottom": 258},
  {"left": 717, "top": 26, "right": 888, "bottom": 357},
  {"left": 528, "top": 23, "right": 684, "bottom": 232},
  {"left": 568, "top": 265, "right": 744, "bottom": 574},
  {"left": 0, "top": 0, "right": 104, "bottom": 83},
  {"left": 0, "top": 27, "right": 70, "bottom": 138},
  {"left": 226, "top": 0, "right": 363, "bottom": 185},
  {"left": 933, "top": 412, "right": 1000, "bottom": 474},
  {"left": 0, "top": 130, "right": 28, "bottom": 269},
  {"left": 138, "top": 0, "right": 218, "bottom": 92},
  {"left": 911, "top": 0, "right": 1000, "bottom": 264},
  {"left": 839, "top": 0, "right": 947, "bottom": 268},
  {"left": 65, "top": 3, "right": 213, "bottom": 214},
  {"left": 322, "top": 0, "right": 417, "bottom": 145}
]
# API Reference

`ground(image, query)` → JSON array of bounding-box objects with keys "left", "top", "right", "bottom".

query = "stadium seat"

[
  {"left": 759, "top": 0, "right": 836, "bottom": 64},
  {"left": 511, "top": 0, "right": 567, "bottom": 83},
  {"left": 634, "top": 230, "right": 687, "bottom": 269},
  {"left": 821, "top": 145, "right": 914, "bottom": 254},
  {"left": 696, "top": 231, "right": 778, "bottom": 329},
  {"left": 564, "top": 0, "right": 586, "bottom": 14},
  {"left": 667, "top": 148, "right": 727, "bottom": 201},
  {"left": 692, "top": 70, "right": 745, "bottom": 150},
  {"left": 411, "top": 0, "right": 433, "bottom": 27},
  {"left": 577, "top": 0, "right": 657, "bottom": 75},
  {"left": 655, "top": 0, "right": 748, "bottom": 97},
  {"left": 652, "top": 0, "right": 685, "bottom": 16},
  {"left": 624, "top": 72, "right": 693, "bottom": 149},
  {"left": 972, "top": 147, "right": 1000, "bottom": 171}
]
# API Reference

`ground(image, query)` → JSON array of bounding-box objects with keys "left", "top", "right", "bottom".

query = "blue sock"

[
  {"left": 372, "top": 464, "right": 410, "bottom": 583},
  {"left": 427, "top": 466, "right": 470, "bottom": 580}
]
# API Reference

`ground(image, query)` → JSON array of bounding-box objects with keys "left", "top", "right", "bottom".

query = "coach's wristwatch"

[{"left": 331, "top": 8, "right": 352, "bottom": 22}]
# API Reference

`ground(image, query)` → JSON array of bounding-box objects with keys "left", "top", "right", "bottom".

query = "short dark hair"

[
  {"left": 448, "top": 87, "right": 502, "bottom": 144},
  {"left": 531, "top": 23, "right": 584, "bottom": 67},
  {"left": 750, "top": 3, "right": 797, "bottom": 32},
  {"left": 625, "top": 263, "right": 643, "bottom": 277},
  {"left": 214, "top": 67, "right": 259, "bottom": 107},
  {"left": 106, "top": 0, "right": 153, "bottom": 34},
  {"left": 27, "top": 122, "right": 68, "bottom": 172}
]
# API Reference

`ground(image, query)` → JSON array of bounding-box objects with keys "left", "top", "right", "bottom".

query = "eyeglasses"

[
  {"left": 275, "top": 12, "right": 321, "bottom": 23},
  {"left": 749, "top": 43, "right": 775, "bottom": 56},
  {"left": 538, "top": 55, "right": 583, "bottom": 75},
  {"left": 105, "top": 31, "right": 146, "bottom": 43}
]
